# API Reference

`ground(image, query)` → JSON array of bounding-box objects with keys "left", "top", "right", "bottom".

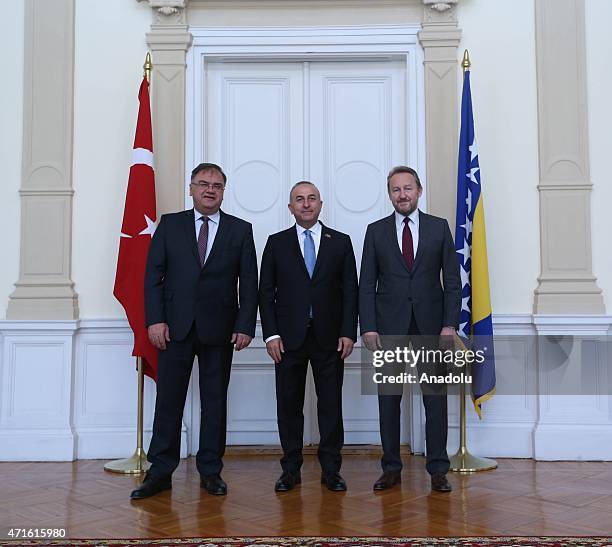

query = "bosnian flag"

[
  {"left": 113, "top": 77, "right": 158, "bottom": 380},
  {"left": 454, "top": 68, "right": 496, "bottom": 417}
]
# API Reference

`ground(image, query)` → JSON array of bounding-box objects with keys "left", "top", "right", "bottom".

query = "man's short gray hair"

[
  {"left": 386, "top": 166, "right": 422, "bottom": 190},
  {"left": 289, "top": 180, "right": 320, "bottom": 200}
]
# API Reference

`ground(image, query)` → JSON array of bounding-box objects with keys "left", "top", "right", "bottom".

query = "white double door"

[{"left": 189, "top": 58, "right": 415, "bottom": 449}]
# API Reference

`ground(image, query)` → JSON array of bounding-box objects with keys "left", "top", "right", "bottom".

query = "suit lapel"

[
  {"left": 385, "top": 213, "right": 411, "bottom": 274},
  {"left": 203, "top": 210, "right": 231, "bottom": 269},
  {"left": 183, "top": 209, "right": 201, "bottom": 266},
  {"left": 288, "top": 226, "right": 310, "bottom": 279},
  {"left": 312, "top": 222, "right": 331, "bottom": 279},
  {"left": 412, "top": 210, "right": 428, "bottom": 272}
]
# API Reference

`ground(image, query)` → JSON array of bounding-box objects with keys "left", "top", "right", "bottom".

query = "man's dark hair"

[
  {"left": 386, "top": 165, "right": 422, "bottom": 190},
  {"left": 289, "top": 180, "right": 319, "bottom": 200},
  {"left": 191, "top": 162, "right": 227, "bottom": 185}
]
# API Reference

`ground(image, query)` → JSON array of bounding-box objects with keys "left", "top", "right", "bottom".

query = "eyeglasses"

[{"left": 191, "top": 181, "right": 225, "bottom": 191}]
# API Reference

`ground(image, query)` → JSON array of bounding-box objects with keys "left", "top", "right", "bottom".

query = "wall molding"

[
  {"left": 2, "top": 315, "right": 612, "bottom": 461},
  {"left": 533, "top": 0, "right": 604, "bottom": 314},
  {"left": 7, "top": 0, "right": 79, "bottom": 320}
]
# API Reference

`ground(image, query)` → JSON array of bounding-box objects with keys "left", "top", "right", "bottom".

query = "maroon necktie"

[
  {"left": 402, "top": 217, "right": 414, "bottom": 271},
  {"left": 197, "top": 216, "right": 209, "bottom": 266}
]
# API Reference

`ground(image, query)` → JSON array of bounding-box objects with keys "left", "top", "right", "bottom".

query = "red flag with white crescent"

[{"left": 113, "top": 77, "right": 158, "bottom": 380}]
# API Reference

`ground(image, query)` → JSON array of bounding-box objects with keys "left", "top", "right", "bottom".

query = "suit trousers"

[
  {"left": 377, "top": 315, "right": 449, "bottom": 475},
  {"left": 275, "top": 326, "right": 344, "bottom": 475},
  {"left": 148, "top": 324, "right": 233, "bottom": 479}
]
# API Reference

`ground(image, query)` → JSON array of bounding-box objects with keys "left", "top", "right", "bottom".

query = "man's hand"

[
  {"left": 362, "top": 331, "right": 382, "bottom": 352},
  {"left": 266, "top": 337, "right": 285, "bottom": 364},
  {"left": 231, "top": 333, "right": 252, "bottom": 351},
  {"left": 439, "top": 326, "right": 456, "bottom": 350},
  {"left": 148, "top": 323, "right": 170, "bottom": 350},
  {"left": 337, "top": 337, "right": 354, "bottom": 360}
]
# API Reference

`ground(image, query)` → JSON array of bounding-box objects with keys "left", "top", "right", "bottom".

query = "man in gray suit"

[{"left": 359, "top": 166, "right": 461, "bottom": 493}]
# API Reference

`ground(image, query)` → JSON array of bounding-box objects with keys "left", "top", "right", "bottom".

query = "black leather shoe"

[
  {"left": 201, "top": 474, "right": 227, "bottom": 496},
  {"left": 431, "top": 473, "right": 452, "bottom": 492},
  {"left": 130, "top": 474, "right": 171, "bottom": 500},
  {"left": 373, "top": 472, "right": 401, "bottom": 491},
  {"left": 321, "top": 472, "right": 347, "bottom": 492},
  {"left": 274, "top": 471, "right": 301, "bottom": 492}
]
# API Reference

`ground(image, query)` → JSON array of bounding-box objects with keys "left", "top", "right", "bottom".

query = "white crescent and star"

[
  {"left": 132, "top": 148, "right": 154, "bottom": 168},
  {"left": 120, "top": 149, "right": 156, "bottom": 239},
  {"left": 139, "top": 214, "right": 156, "bottom": 236},
  {"left": 120, "top": 214, "right": 156, "bottom": 239}
]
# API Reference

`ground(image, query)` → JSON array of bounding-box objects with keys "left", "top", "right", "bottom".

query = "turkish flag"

[{"left": 113, "top": 77, "right": 158, "bottom": 381}]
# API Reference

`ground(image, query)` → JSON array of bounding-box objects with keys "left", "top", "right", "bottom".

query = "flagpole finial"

[
  {"left": 462, "top": 49, "right": 471, "bottom": 73},
  {"left": 143, "top": 52, "right": 152, "bottom": 83}
]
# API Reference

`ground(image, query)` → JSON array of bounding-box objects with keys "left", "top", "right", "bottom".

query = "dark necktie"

[
  {"left": 197, "top": 216, "right": 209, "bottom": 266},
  {"left": 402, "top": 217, "right": 414, "bottom": 271}
]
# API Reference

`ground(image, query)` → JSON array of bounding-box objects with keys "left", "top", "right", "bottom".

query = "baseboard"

[
  {"left": 75, "top": 428, "right": 188, "bottom": 460},
  {"left": 224, "top": 444, "right": 410, "bottom": 456},
  {"left": 448, "top": 422, "right": 535, "bottom": 458},
  {"left": 0, "top": 430, "right": 76, "bottom": 461},
  {"left": 534, "top": 423, "right": 612, "bottom": 460}
]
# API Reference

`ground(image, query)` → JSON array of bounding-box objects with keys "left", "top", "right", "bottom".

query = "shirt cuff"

[{"left": 264, "top": 335, "right": 281, "bottom": 343}]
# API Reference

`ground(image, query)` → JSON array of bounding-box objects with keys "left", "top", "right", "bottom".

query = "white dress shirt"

[
  {"left": 395, "top": 209, "right": 419, "bottom": 258},
  {"left": 194, "top": 209, "right": 220, "bottom": 263},
  {"left": 295, "top": 221, "right": 322, "bottom": 258}
]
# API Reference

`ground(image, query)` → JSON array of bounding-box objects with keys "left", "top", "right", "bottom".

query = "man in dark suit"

[
  {"left": 130, "top": 162, "right": 258, "bottom": 500},
  {"left": 259, "top": 181, "right": 358, "bottom": 492},
  {"left": 359, "top": 166, "right": 461, "bottom": 493}
]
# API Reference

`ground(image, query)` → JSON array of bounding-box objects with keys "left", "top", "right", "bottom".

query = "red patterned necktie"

[
  {"left": 197, "top": 216, "right": 209, "bottom": 266},
  {"left": 402, "top": 217, "right": 414, "bottom": 271}
]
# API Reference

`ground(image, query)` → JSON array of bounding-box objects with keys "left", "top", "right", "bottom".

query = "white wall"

[
  {"left": 72, "top": 0, "right": 151, "bottom": 318},
  {"left": 4, "top": 1, "right": 608, "bottom": 320},
  {"left": 586, "top": 0, "right": 612, "bottom": 314},
  {"left": 0, "top": 3, "right": 24, "bottom": 318},
  {"left": 457, "top": 0, "right": 540, "bottom": 315},
  {"left": 71, "top": 0, "right": 546, "bottom": 319}
]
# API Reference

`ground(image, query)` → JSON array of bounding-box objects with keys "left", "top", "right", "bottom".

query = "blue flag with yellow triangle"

[{"left": 454, "top": 68, "right": 496, "bottom": 418}]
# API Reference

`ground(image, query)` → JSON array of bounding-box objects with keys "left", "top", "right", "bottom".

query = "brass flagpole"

[
  {"left": 104, "top": 53, "right": 153, "bottom": 475},
  {"left": 449, "top": 50, "right": 497, "bottom": 474},
  {"left": 104, "top": 357, "right": 151, "bottom": 474}
]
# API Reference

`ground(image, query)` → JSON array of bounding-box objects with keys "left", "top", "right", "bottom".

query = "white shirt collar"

[
  {"left": 395, "top": 208, "right": 419, "bottom": 229},
  {"left": 295, "top": 221, "right": 322, "bottom": 236},
  {"left": 196, "top": 209, "right": 221, "bottom": 224}
]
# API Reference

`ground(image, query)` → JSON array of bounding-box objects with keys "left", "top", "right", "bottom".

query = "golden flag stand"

[
  {"left": 449, "top": 379, "right": 497, "bottom": 472},
  {"left": 104, "top": 53, "right": 154, "bottom": 475},
  {"left": 448, "top": 50, "right": 497, "bottom": 474},
  {"left": 104, "top": 357, "right": 151, "bottom": 474}
]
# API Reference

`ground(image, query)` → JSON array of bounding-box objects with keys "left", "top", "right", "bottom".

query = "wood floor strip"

[{"left": 1, "top": 454, "right": 611, "bottom": 539}]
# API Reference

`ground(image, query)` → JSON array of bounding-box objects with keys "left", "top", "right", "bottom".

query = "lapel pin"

[{"left": 324, "top": 233, "right": 332, "bottom": 238}]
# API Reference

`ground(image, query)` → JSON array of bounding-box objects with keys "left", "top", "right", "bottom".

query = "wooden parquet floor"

[{"left": 1, "top": 455, "right": 612, "bottom": 539}]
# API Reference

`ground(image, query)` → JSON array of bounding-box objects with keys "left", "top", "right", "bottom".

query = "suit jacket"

[
  {"left": 259, "top": 223, "right": 358, "bottom": 351},
  {"left": 144, "top": 208, "right": 258, "bottom": 344},
  {"left": 359, "top": 211, "right": 461, "bottom": 336}
]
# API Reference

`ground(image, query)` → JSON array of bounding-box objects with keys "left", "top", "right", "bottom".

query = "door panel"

[
  {"left": 309, "top": 60, "right": 406, "bottom": 269},
  {"left": 196, "top": 59, "right": 409, "bottom": 449},
  {"left": 206, "top": 62, "right": 304, "bottom": 258}
]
